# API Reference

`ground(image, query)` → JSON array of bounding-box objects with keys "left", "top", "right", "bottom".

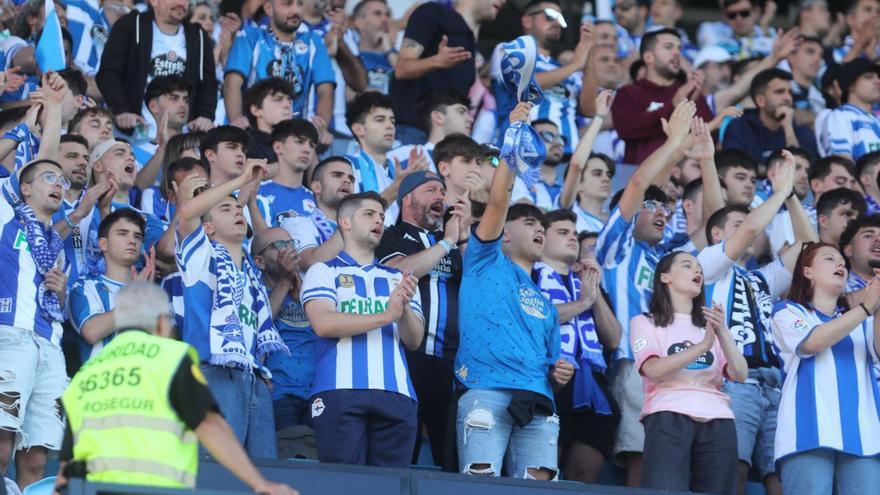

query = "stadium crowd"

[{"left": 0, "top": 0, "right": 879, "bottom": 494}]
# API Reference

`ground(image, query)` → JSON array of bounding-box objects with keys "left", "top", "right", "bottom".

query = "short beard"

[{"left": 655, "top": 63, "right": 679, "bottom": 81}]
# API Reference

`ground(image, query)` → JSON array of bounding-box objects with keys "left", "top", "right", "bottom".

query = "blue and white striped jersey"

[
  {"left": 0, "top": 180, "right": 64, "bottom": 344},
  {"left": 832, "top": 36, "right": 880, "bottom": 64},
  {"left": 387, "top": 143, "right": 436, "bottom": 174},
  {"left": 68, "top": 275, "right": 124, "bottom": 362},
  {"left": 696, "top": 22, "right": 774, "bottom": 59},
  {"left": 175, "top": 225, "right": 275, "bottom": 370},
  {"left": 138, "top": 186, "right": 174, "bottom": 224},
  {"left": 281, "top": 208, "right": 337, "bottom": 253},
  {"left": 347, "top": 150, "right": 400, "bottom": 226},
  {"left": 161, "top": 271, "right": 185, "bottom": 334},
  {"left": 225, "top": 23, "right": 335, "bottom": 118},
  {"left": 531, "top": 53, "right": 582, "bottom": 155},
  {"left": 699, "top": 242, "right": 789, "bottom": 369},
  {"left": 771, "top": 301, "right": 880, "bottom": 461},
  {"left": 257, "top": 181, "right": 316, "bottom": 227},
  {"left": 596, "top": 207, "right": 666, "bottom": 361},
  {"left": 847, "top": 271, "right": 868, "bottom": 294},
  {"left": 300, "top": 251, "right": 423, "bottom": 399},
  {"left": 826, "top": 104, "right": 880, "bottom": 160}
]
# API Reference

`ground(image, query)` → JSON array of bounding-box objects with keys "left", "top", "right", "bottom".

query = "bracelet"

[
  {"left": 787, "top": 189, "right": 796, "bottom": 199},
  {"left": 438, "top": 239, "right": 453, "bottom": 254},
  {"left": 860, "top": 302, "right": 872, "bottom": 317}
]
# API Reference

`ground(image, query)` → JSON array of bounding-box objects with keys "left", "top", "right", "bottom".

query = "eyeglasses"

[
  {"left": 539, "top": 130, "right": 567, "bottom": 146},
  {"left": 527, "top": 8, "right": 568, "bottom": 28},
  {"left": 256, "top": 239, "right": 299, "bottom": 256},
  {"left": 725, "top": 8, "right": 751, "bottom": 20},
  {"left": 614, "top": 2, "right": 636, "bottom": 11},
  {"left": 642, "top": 200, "right": 671, "bottom": 217},
  {"left": 484, "top": 156, "right": 501, "bottom": 168},
  {"left": 27, "top": 171, "right": 71, "bottom": 190}
]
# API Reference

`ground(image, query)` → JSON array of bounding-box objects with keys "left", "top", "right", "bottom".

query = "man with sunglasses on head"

[
  {"left": 697, "top": 0, "right": 775, "bottom": 59},
  {"left": 595, "top": 100, "right": 697, "bottom": 487},
  {"left": 504, "top": 0, "right": 592, "bottom": 156},
  {"left": 253, "top": 227, "right": 318, "bottom": 460},
  {"left": 613, "top": 0, "right": 650, "bottom": 51}
]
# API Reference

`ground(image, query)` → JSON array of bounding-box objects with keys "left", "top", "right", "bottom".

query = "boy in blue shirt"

[
  {"left": 455, "top": 102, "right": 573, "bottom": 480},
  {"left": 301, "top": 191, "right": 424, "bottom": 467},
  {"left": 257, "top": 119, "right": 319, "bottom": 226}
]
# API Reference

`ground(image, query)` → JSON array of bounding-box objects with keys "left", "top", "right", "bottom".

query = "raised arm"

[
  {"left": 176, "top": 160, "right": 266, "bottom": 238},
  {"left": 475, "top": 102, "right": 532, "bottom": 241},
  {"left": 536, "top": 24, "right": 593, "bottom": 90},
  {"left": 780, "top": 190, "right": 820, "bottom": 272},
  {"left": 36, "top": 72, "right": 68, "bottom": 162},
  {"left": 558, "top": 91, "right": 612, "bottom": 209},
  {"left": 722, "top": 151, "right": 795, "bottom": 261},
  {"left": 683, "top": 117, "right": 724, "bottom": 250},
  {"left": 617, "top": 100, "right": 695, "bottom": 221}
]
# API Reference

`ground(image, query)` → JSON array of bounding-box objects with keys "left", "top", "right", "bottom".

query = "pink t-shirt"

[{"left": 631, "top": 313, "right": 734, "bottom": 421}]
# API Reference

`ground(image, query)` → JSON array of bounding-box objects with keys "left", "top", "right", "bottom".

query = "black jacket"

[{"left": 96, "top": 10, "right": 217, "bottom": 121}]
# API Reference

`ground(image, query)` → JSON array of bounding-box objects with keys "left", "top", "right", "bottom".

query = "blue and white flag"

[
  {"left": 497, "top": 35, "right": 545, "bottom": 190},
  {"left": 35, "top": 0, "right": 66, "bottom": 72}
]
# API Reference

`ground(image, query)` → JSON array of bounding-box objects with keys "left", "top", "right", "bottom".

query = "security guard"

[{"left": 55, "top": 281, "right": 298, "bottom": 495}]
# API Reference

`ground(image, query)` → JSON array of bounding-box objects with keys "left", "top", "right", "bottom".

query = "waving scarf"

[{"left": 14, "top": 203, "right": 65, "bottom": 322}]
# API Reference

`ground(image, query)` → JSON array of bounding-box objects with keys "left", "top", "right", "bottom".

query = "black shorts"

[{"left": 555, "top": 369, "right": 621, "bottom": 455}]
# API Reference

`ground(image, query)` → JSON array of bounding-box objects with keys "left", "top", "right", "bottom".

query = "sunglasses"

[
  {"left": 527, "top": 8, "right": 568, "bottom": 28},
  {"left": 28, "top": 171, "right": 71, "bottom": 191},
  {"left": 614, "top": 2, "right": 636, "bottom": 11},
  {"left": 642, "top": 200, "right": 671, "bottom": 217},
  {"left": 256, "top": 239, "right": 299, "bottom": 256},
  {"left": 725, "top": 8, "right": 751, "bottom": 20},
  {"left": 539, "top": 130, "right": 567, "bottom": 146}
]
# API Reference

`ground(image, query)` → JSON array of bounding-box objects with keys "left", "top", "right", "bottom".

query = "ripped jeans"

[
  {"left": 0, "top": 326, "right": 67, "bottom": 452},
  {"left": 456, "top": 389, "right": 559, "bottom": 479}
]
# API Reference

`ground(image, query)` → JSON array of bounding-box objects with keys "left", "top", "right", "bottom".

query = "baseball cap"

[
  {"left": 838, "top": 58, "right": 880, "bottom": 103},
  {"left": 397, "top": 170, "right": 445, "bottom": 202},
  {"left": 692, "top": 45, "right": 733, "bottom": 69}
]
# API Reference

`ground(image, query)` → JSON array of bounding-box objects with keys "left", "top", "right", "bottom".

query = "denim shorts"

[
  {"left": 456, "top": 388, "right": 560, "bottom": 479},
  {"left": 0, "top": 326, "right": 67, "bottom": 450},
  {"left": 721, "top": 367, "right": 781, "bottom": 477},
  {"left": 201, "top": 364, "right": 277, "bottom": 459}
]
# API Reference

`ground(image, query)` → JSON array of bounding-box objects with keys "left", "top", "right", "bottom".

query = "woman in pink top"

[{"left": 631, "top": 251, "right": 748, "bottom": 494}]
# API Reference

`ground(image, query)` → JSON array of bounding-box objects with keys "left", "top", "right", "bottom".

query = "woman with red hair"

[{"left": 771, "top": 242, "right": 880, "bottom": 495}]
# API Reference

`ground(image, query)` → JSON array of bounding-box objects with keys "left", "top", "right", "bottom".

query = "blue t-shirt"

[
  {"left": 257, "top": 181, "right": 316, "bottom": 227},
  {"left": 264, "top": 293, "right": 317, "bottom": 401},
  {"left": 454, "top": 228, "right": 560, "bottom": 401},
  {"left": 359, "top": 51, "right": 393, "bottom": 94},
  {"left": 225, "top": 24, "right": 335, "bottom": 118}
]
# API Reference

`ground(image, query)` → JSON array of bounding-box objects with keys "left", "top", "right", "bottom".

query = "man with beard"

[
  {"left": 376, "top": 170, "right": 469, "bottom": 468},
  {"left": 840, "top": 214, "right": 880, "bottom": 294},
  {"left": 393, "top": 0, "right": 504, "bottom": 144},
  {"left": 97, "top": 0, "right": 216, "bottom": 134},
  {"left": 351, "top": 0, "right": 396, "bottom": 94},
  {"left": 281, "top": 156, "right": 354, "bottom": 271},
  {"left": 224, "top": 0, "right": 335, "bottom": 129},
  {"left": 723, "top": 68, "right": 819, "bottom": 163},
  {"left": 517, "top": 0, "right": 592, "bottom": 155},
  {"left": 301, "top": 191, "right": 424, "bottom": 467},
  {"left": 513, "top": 119, "right": 566, "bottom": 210},
  {"left": 610, "top": 28, "right": 713, "bottom": 166}
]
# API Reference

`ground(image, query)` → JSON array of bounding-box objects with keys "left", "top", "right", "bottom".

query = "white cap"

[{"left": 692, "top": 46, "right": 733, "bottom": 69}]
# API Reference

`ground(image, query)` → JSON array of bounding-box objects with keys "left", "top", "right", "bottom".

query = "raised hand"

[
  {"left": 187, "top": 117, "right": 215, "bottom": 132},
  {"left": 116, "top": 113, "right": 144, "bottom": 131},
  {"left": 683, "top": 117, "right": 714, "bottom": 162},
  {"left": 770, "top": 149, "right": 796, "bottom": 197},
  {"left": 276, "top": 246, "right": 300, "bottom": 282},
  {"left": 172, "top": 172, "right": 209, "bottom": 205},
  {"left": 594, "top": 89, "right": 614, "bottom": 118},
  {"left": 771, "top": 27, "right": 802, "bottom": 61},
  {"left": 578, "top": 259, "right": 601, "bottom": 308},
  {"left": 661, "top": 100, "right": 696, "bottom": 146},
  {"left": 385, "top": 273, "right": 419, "bottom": 323},
  {"left": 434, "top": 35, "right": 472, "bottom": 69},
  {"left": 572, "top": 23, "right": 595, "bottom": 69},
  {"left": 156, "top": 112, "right": 170, "bottom": 147},
  {"left": 864, "top": 276, "right": 880, "bottom": 313},
  {"left": 509, "top": 101, "right": 533, "bottom": 125},
  {"left": 3, "top": 67, "right": 24, "bottom": 94},
  {"left": 42, "top": 71, "right": 69, "bottom": 105}
]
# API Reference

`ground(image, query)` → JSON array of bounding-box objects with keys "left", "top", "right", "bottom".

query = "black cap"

[
  {"left": 397, "top": 170, "right": 445, "bottom": 202},
  {"left": 838, "top": 58, "right": 880, "bottom": 103}
]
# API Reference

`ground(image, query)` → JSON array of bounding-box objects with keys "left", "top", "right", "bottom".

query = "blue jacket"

[{"left": 722, "top": 109, "right": 819, "bottom": 164}]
